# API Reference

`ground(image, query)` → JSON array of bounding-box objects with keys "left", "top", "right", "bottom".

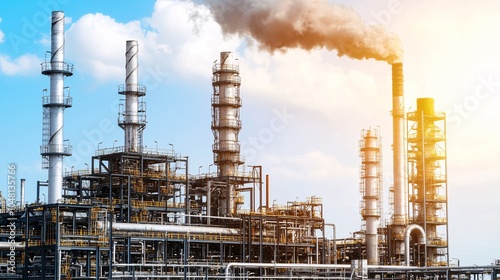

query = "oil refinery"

[{"left": 0, "top": 8, "right": 499, "bottom": 280}]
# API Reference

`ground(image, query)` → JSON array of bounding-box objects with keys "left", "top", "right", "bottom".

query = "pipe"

[
  {"left": 392, "top": 62, "right": 406, "bottom": 225},
  {"left": 225, "top": 263, "right": 350, "bottom": 279},
  {"left": 109, "top": 222, "right": 240, "bottom": 235},
  {"left": 391, "top": 62, "right": 407, "bottom": 258},
  {"left": 404, "top": 224, "right": 426, "bottom": 266},
  {"left": 20, "top": 179, "right": 25, "bottom": 210},
  {"left": 0, "top": 242, "right": 25, "bottom": 250},
  {"left": 266, "top": 174, "right": 270, "bottom": 209}
]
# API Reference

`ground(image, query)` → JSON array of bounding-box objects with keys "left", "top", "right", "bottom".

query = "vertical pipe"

[
  {"left": 392, "top": 62, "right": 406, "bottom": 225},
  {"left": 265, "top": 175, "right": 270, "bottom": 210},
  {"left": 20, "top": 179, "right": 25, "bottom": 210},
  {"left": 207, "top": 181, "right": 211, "bottom": 225},
  {"left": 391, "top": 62, "right": 407, "bottom": 259}
]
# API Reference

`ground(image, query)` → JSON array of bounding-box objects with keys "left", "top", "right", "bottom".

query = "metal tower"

[
  {"left": 211, "top": 51, "right": 244, "bottom": 215},
  {"left": 407, "top": 98, "right": 448, "bottom": 266},
  {"left": 40, "top": 11, "right": 73, "bottom": 204},
  {"left": 359, "top": 128, "right": 383, "bottom": 265},
  {"left": 118, "top": 40, "right": 146, "bottom": 152}
]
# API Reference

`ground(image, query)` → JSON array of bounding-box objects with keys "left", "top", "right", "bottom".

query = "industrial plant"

[{"left": 0, "top": 10, "right": 498, "bottom": 280}]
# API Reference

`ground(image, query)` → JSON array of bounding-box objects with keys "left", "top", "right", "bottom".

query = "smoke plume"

[{"left": 206, "top": 0, "right": 402, "bottom": 63}]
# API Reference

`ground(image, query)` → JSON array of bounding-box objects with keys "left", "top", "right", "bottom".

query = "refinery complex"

[{"left": 0, "top": 10, "right": 499, "bottom": 280}]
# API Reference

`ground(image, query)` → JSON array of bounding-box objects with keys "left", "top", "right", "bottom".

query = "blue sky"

[{"left": 1, "top": 0, "right": 500, "bottom": 266}]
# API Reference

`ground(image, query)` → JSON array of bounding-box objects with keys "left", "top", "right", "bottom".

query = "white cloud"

[
  {"left": 65, "top": 0, "right": 240, "bottom": 85},
  {"left": 66, "top": 13, "right": 145, "bottom": 83},
  {"left": 0, "top": 54, "right": 39, "bottom": 76}
]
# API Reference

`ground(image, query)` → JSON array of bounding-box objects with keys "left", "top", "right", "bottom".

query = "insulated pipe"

[
  {"left": 404, "top": 224, "right": 426, "bottom": 266},
  {"left": 109, "top": 222, "right": 240, "bottom": 235}
]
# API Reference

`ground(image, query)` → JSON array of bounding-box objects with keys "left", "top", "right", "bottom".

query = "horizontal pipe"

[
  {"left": 110, "top": 222, "right": 239, "bottom": 235},
  {"left": 0, "top": 242, "right": 25, "bottom": 250},
  {"left": 225, "top": 263, "right": 351, "bottom": 278}
]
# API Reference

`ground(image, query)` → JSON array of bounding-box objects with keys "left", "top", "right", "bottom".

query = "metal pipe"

[
  {"left": 225, "top": 263, "right": 351, "bottom": 279},
  {"left": 392, "top": 62, "right": 406, "bottom": 224},
  {"left": 109, "top": 222, "right": 240, "bottom": 235},
  {"left": 404, "top": 224, "right": 426, "bottom": 266},
  {"left": 266, "top": 174, "right": 270, "bottom": 209},
  {"left": 20, "top": 179, "right": 25, "bottom": 210}
]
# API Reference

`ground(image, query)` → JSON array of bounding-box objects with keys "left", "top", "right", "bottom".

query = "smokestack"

[
  {"left": 207, "top": 0, "right": 402, "bottom": 63},
  {"left": 40, "top": 11, "right": 73, "bottom": 204},
  {"left": 118, "top": 40, "right": 146, "bottom": 152},
  {"left": 391, "top": 62, "right": 407, "bottom": 257},
  {"left": 211, "top": 51, "right": 243, "bottom": 215}
]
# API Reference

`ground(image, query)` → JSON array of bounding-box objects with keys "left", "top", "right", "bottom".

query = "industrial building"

[{"left": 0, "top": 10, "right": 498, "bottom": 280}]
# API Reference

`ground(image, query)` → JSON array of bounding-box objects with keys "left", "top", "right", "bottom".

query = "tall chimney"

[
  {"left": 40, "top": 11, "right": 73, "bottom": 204},
  {"left": 211, "top": 51, "right": 243, "bottom": 215},
  {"left": 118, "top": 40, "right": 146, "bottom": 152},
  {"left": 391, "top": 62, "right": 407, "bottom": 257}
]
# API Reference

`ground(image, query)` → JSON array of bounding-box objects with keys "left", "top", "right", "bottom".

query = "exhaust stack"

[
  {"left": 391, "top": 62, "right": 407, "bottom": 257},
  {"left": 40, "top": 11, "right": 73, "bottom": 204},
  {"left": 118, "top": 40, "right": 147, "bottom": 152}
]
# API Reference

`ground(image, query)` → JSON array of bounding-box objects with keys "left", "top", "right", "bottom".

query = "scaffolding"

[{"left": 407, "top": 98, "right": 448, "bottom": 266}]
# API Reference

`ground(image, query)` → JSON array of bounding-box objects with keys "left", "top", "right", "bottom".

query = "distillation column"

[
  {"left": 118, "top": 40, "right": 146, "bottom": 152},
  {"left": 40, "top": 11, "right": 73, "bottom": 204},
  {"left": 359, "top": 128, "right": 383, "bottom": 265},
  {"left": 407, "top": 98, "right": 448, "bottom": 266},
  {"left": 391, "top": 62, "right": 407, "bottom": 260},
  {"left": 211, "top": 52, "right": 243, "bottom": 215}
]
